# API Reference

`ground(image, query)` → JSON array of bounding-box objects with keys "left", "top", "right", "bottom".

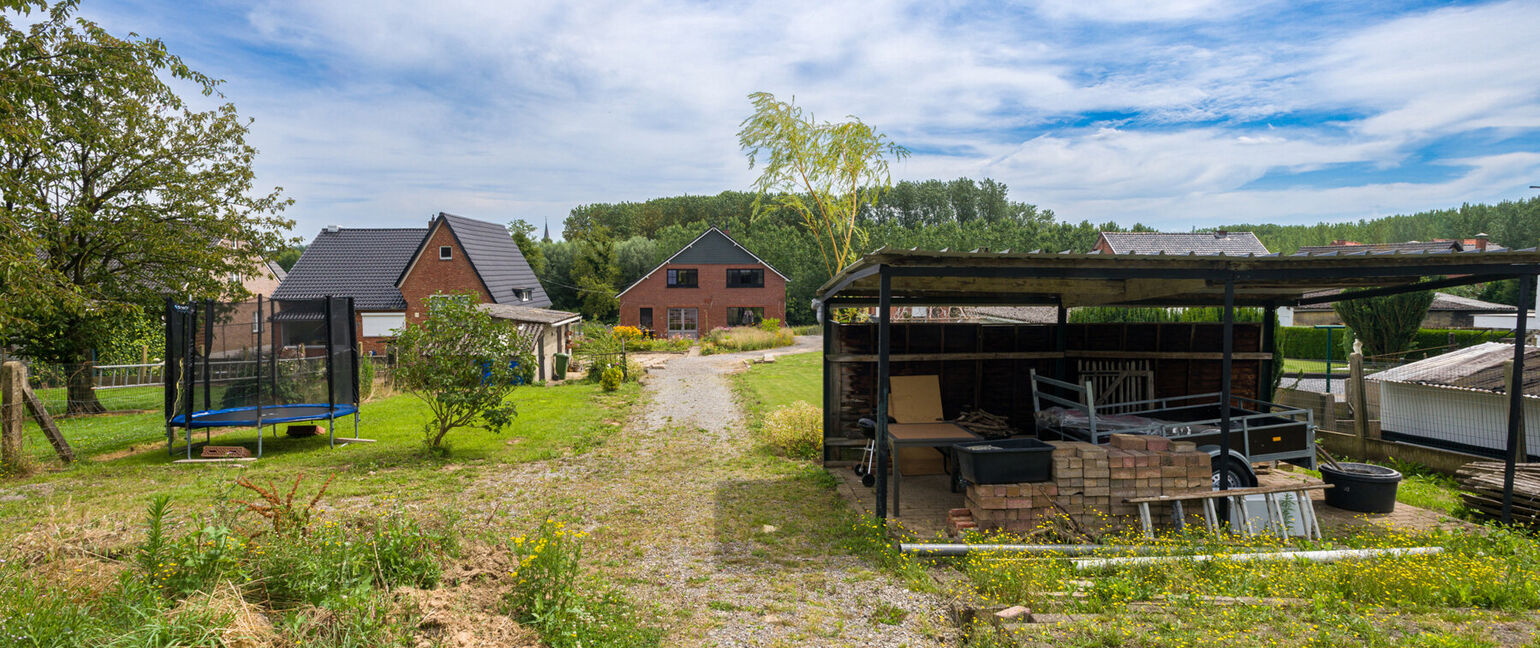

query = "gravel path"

[
  {"left": 468, "top": 337, "right": 952, "bottom": 646},
  {"left": 643, "top": 335, "right": 822, "bottom": 437},
  {"left": 626, "top": 337, "right": 951, "bottom": 647}
]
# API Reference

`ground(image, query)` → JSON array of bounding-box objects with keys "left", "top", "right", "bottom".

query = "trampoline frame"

[{"left": 165, "top": 295, "right": 361, "bottom": 459}]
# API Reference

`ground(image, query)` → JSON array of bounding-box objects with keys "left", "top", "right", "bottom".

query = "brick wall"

[
  {"left": 355, "top": 223, "right": 495, "bottom": 355},
  {"left": 617, "top": 263, "right": 786, "bottom": 336}
]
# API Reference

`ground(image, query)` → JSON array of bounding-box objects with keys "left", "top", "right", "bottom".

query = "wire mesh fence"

[{"left": 1366, "top": 341, "right": 1539, "bottom": 461}]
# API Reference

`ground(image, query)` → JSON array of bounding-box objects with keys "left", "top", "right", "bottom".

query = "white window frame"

[
  {"left": 667, "top": 307, "right": 698, "bottom": 337},
  {"left": 360, "top": 312, "right": 407, "bottom": 337},
  {"left": 439, "top": 245, "right": 453, "bottom": 260}
]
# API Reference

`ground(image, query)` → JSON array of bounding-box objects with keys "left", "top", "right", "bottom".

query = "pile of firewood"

[
  {"left": 954, "top": 408, "right": 1017, "bottom": 439},
  {"left": 1457, "top": 461, "right": 1540, "bottom": 526}
]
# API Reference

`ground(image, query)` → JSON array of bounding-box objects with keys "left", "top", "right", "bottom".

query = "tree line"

[{"left": 536, "top": 181, "right": 1540, "bottom": 325}]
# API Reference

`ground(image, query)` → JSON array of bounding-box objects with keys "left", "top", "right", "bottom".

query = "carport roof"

[{"left": 814, "top": 246, "right": 1540, "bottom": 309}]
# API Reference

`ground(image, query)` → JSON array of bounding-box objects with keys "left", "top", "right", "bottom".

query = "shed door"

[{"left": 667, "top": 308, "right": 698, "bottom": 338}]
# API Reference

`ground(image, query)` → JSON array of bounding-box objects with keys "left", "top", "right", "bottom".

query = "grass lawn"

[
  {"left": 3, "top": 381, "right": 642, "bottom": 537},
  {"left": 30, "top": 384, "right": 164, "bottom": 416},
  {"left": 731, "top": 350, "right": 821, "bottom": 416},
  {"left": 1281, "top": 357, "right": 1347, "bottom": 375}
]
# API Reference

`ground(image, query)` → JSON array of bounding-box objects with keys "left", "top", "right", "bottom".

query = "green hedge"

[{"left": 1279, "top": 326, "right": 1506, "bottom": 360}]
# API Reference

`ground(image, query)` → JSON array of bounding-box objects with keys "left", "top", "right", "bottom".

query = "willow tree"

[
  {"left": 738, "top": 92, "right": 909, "bottom": 277},
  {"left": 1, "top": 1, "right": 292, "bottom": 412}
]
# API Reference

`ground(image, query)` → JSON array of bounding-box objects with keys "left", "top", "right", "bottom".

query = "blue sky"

[{"left": 67, "top": 0, "right": 1540, "bottom": 240}]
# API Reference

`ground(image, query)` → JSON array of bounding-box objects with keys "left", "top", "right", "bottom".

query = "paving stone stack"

[{"left": 951, "top": 434, "right": 1212, "bottom": 537}]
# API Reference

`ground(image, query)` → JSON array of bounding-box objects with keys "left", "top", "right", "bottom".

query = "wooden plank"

[
  {"left": 1070, "top": 350, "right": 1273, "bottom": 361},
  {"left": 21, "top": 384, "right": 73, "bottom": 463},
  {"left": 829, "top": 351, "right": 1064, "bottom": 362}
]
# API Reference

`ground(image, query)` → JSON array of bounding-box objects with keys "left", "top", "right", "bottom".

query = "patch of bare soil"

[{"left": 399, "top": 544, "right": 538, "bottom": 648}]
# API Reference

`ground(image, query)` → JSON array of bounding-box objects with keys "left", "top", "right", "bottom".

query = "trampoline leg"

[
  {"left": 354, "top": 412, "right": 359, "bottom": 440},
  {"left": 257, "top": 423, "right": 263, "bottom": 458},
  {"left": 166, "top": 424, "right": 173, "bottom": 457},
  {"left": 186, "top": 426, "right": 192, "bottom": 460},
  {"left": 329, "top": 414, "right": 336, "bottom": 449}
]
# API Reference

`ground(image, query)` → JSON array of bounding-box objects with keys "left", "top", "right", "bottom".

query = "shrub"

[
  {"left": 600, "top": 366, "right": 623, "bottom": 391},
  {"left": 1333, "top": 289, "right": 1434, "bottom": 357},
  {"left": 612, "top": 325, "right": 643, "bottom": 341},
  {"left": 357, "top": 354, "right": 375, "bottom": 401},
  {"left": 392, "top": 292, "right": 535, "bottom": 453},
  {"left": 761, "top": 401, "right": 821, "bottom": 459},
  {"left": 757, "top": 317, "right": 781, "bottom": 333}
]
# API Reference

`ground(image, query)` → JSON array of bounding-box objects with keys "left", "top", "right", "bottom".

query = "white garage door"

[{"left": 360, "top": 312, "right": 406, "bottom": 337}]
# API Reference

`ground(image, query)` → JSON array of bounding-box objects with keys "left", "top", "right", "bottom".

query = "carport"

[{"left": 813, "top": 246, "right": 1540, "bottom": 523}]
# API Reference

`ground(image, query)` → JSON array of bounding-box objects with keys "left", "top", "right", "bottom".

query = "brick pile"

[{"left": 949, "top": 434, "right": 1212, "bottom": 537}]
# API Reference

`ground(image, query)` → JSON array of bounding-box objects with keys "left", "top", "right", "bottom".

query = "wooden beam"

[
  {"left": 22, "top": 384, "right": 73, "bottom": 464},
  {"left": 827, "top": 350, "right": 1272, "bottom": 363}
]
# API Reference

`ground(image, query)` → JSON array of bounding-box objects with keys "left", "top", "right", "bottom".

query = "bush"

[
  {"left": 760, "top": 401, "right": 822, "bottom": 459},
  {"left": 612, "top": 325, "right": 643, "bottom": 341},
  {"left": 758, "top": 317, "right": 781, "bottom": 333},
  {"left": 791, "top": 323, "right": 821, "bottom": 336},
  {"left": 1280, "top": 326, "right": 1507, "bottom": 360},
  {"left": 358, "top": 354, "right": 375, "bottom": 401},
  {"left": 600, "top": 366, "right": 623, "bottom": 391}
]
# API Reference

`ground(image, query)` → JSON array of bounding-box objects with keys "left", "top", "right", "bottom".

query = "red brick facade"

[
  {"left": 617, "top": 262, "right": 786, "bottom": 337},
  {"left": 358, "top": 222, "right": 493, "bottom": 355}
]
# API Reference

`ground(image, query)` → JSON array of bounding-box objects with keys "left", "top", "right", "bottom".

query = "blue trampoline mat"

[{"left": 170, "top": 403, "right": 358, "bottom": 428}]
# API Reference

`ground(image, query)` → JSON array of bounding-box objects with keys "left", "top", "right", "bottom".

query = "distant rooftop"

[
  {"left": 1097, "top": 231, "right": 1270, "bottom": 255},
  {"left": 1368, "top": 342, "right": 1540, "bottom": 398},
  {"left": 1294, "top": 291, "right": 1517, "bottom": 313}
]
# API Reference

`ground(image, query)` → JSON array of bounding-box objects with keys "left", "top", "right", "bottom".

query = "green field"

[{"left": 731, "top": 351, "right": 821, "bottom": 417}]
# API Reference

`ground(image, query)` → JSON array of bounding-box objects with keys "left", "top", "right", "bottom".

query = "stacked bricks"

[{"left": 961, "top": 434, "right": 1212, "bottom": 536}]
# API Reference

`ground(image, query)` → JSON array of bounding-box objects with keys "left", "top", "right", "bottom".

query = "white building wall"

[{"left": 1379, "top": 381, "right": 1540, "bottom": 455}]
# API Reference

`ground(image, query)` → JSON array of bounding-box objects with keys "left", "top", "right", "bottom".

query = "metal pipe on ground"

[
  {"left": 901, "top": 543, "right": 1228, "bottom": 557},
  {"left": 1074, "top": 546, "right": 1443, "bottom": 571}
]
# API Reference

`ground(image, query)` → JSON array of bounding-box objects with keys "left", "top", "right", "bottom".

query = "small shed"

[
  {"left": 1368, "top": 342, "right": 1540, "bottom": 459},
  {"left": 477, "top": 304, "right": 581, "bottom": 382}
]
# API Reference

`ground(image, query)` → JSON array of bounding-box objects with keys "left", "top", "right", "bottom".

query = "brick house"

[
  {"left": 616, "top": 227, "right": 787, "bottom": 337},
  {"left": 274, "top": 212, "right": 552, "bottom": 355}
]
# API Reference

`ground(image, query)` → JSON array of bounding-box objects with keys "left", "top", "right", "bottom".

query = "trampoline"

[{"left": 165, "top": 295, "right": 362, "bottom": 459}]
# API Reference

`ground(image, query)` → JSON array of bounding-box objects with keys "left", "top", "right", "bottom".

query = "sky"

[{"left": 63, "top": 0, "right": 1540, "bottom": 240}]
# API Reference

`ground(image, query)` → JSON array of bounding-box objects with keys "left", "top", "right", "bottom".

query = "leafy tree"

[
  {"left": 508, "top": 219, "right": 547, "bottom": 276},
  {"left": 738, "top": 92, "right": 909, "bottom": 277},
  {"left": 1, "top": 1, "right": 292, "bottom": 412},
  {"left": 391, "top": 293, "right": 534, "bottom": 454},
  {"left": 1333, "top": 290, "right": 1435, "bottom": 357},
  {"left": 569, "top": 227, "right": 620, "bottom": 321},
  {"left": 614, "top": 236, "right": 660, "bottom": 287},
  {"left": 537, "top": 240, "right": 578, "bottom": 312},
  {"left": 273, "top": 246, "right": 305, "bottom": 272}
]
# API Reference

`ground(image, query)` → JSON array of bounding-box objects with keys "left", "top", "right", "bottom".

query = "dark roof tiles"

[{"left": 272, "top": 228, "right": 427, "bottom": 310}]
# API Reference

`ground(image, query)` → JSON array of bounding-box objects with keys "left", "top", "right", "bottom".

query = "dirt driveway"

[{"left": 476, "top": 337, "right": 953, "bottom": 647}]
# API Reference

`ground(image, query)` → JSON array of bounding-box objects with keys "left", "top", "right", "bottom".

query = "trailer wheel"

[{"left": 1211, "top": 455, "right": 1257, "bottom": 489}]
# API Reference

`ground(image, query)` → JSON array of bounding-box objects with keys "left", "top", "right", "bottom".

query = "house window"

[
  {"left": 667, "top": 307, "right": 698, "bottom": 337},
  {"left": 666, "top": 268, "right": 698, "bottom": 288},
  {"left": 439, "top": 246, "right": 453, "bottom": 260},
  {"left": 639, "top": 307, "right": 653, "bottom": 331},
  {"left": 513, "top": 288, "right": 532, "bottom": 302},
  {"left": 726, "top": 307, "right": 764, "bottom": 326},
  {"left": 361, "top": 312, "right": 407, "bottom": 337},
  {"left": 726, "top": 268, "right": 764, "bottom": 288}
]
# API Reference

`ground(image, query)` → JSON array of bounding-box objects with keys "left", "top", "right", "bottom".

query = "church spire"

[{"left": 543, "top": 218, "right": 551, "bottom": 243}]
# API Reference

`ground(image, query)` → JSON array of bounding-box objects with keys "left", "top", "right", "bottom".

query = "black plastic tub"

[
  {"left": 1320, "top": 462, "right": 1402, "bottom": 514},
  {"left": 954, "top": 438, "right": 1054, "bottom": 484}
]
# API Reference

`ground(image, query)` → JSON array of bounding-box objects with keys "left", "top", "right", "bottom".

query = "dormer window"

[
  {"left": 513, "top": 288, "right": 532, "bottom": 302},
  {"left": 438, "top": 246, "right": 453, "bottom": 260}
]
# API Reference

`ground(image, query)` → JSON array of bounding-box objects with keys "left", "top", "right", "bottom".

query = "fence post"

[
  {"left": 2, "top": 361, "right": 24, "bottom": 473},
  {"left": 1349, "top": 346, "right": 1370, "bottom": 455},
  {"left": 139, "top": 345, "right": 149, "bottom": 384},
  {"left": 621, "top": 339, "right": 628, "bottom": 381}
]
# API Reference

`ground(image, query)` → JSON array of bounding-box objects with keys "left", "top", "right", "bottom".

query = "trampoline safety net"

[{"left": 165, "top": 296, "right": 359, "bottom": 431}]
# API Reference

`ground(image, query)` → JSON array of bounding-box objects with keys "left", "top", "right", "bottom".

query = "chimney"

[
  {"left": 1214, "top": 230, "right": 1228, "bottom": 239},
  {"left": 1475, "top": 233, "right": 1489, "bottom": 252},
  {"left": 325, "top": 225, "right": 340, "bottom": 233}
]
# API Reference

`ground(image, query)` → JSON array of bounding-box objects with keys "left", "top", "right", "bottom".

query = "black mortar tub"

[{"left": 1320, "top": 462, "right": 1402, "bottom": 514}]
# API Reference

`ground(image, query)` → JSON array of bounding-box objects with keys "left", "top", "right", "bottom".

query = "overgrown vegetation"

[
  {"left": 700, "top": 325, "right": 794, "bottom": 355},
  {"left": 504, "top": 518, "right": 663, "bottom": 648},
  {"left": 759, "top": 401, "right": 821, "bottom": 459},
  {"left": 1, "top": 480, "right": 456, "bottom": 647}
]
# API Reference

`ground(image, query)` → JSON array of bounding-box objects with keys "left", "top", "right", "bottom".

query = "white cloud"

[{"left": 65, "top": 0, "right": 1540, "bottom": 237}]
